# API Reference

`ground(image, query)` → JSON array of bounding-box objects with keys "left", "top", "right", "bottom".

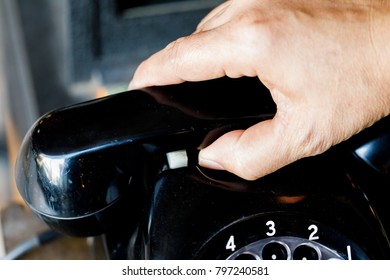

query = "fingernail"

[{"left": 198, "top": 157, "right": 225, "bottom": 170}]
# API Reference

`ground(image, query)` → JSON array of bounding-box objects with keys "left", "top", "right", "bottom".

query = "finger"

[
  {"left": 198, "top": 118, "right": 304, "bottom": 180},
  {"left": 128, "top": 33, "right": 224, "bottom": 89},
  {"left": 129, "top": 25, "right": 255, "bottom": 90},
  {"left": 195, "top": 0, "right": 232, "bottom": 32}
]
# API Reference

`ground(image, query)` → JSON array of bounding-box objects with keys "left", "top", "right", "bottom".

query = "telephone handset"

[{"left": 15, "top": 77, "right": 390, "bottom": 259}]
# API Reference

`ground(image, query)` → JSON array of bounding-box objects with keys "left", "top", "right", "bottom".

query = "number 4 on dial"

[{"left": 226, "top": 235, "right": 236, "bottom": 252}]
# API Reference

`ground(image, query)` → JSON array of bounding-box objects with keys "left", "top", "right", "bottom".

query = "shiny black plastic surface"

[
  {"left": 15, "top": 77, "right": 275, "bottom": 236},
  {"left": 15, "top": 77, "right": 390, "bottom": 259},
  {"left": 133, "top": 148, "right": 390, "bottom": 259}
]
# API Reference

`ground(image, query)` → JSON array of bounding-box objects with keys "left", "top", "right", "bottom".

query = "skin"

[{"left": 129, "top": 0, "right": 390, "bottom": 180}]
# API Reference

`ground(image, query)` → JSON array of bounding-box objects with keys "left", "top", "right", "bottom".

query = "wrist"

[
  {"left": 366, "top": 7, "right": 390, "bottom": 116},
  {"left": 369, "top": 7, "right": 390, "bottom": 70}
]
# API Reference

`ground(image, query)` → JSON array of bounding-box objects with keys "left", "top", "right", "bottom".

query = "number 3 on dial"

[{"left": 266, "top": 220, "right": 276, "bottom": 236}]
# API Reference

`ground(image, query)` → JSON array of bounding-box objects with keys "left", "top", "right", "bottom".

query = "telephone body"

[{"left": 15, "top": 77, "right": 390, "bottom": 260}]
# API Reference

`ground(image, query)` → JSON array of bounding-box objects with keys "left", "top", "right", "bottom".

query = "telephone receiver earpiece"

[
  {"left": 15, "top": 77, "right": 276, "bottom": 236},
  {"left": 15, "top": 77, "right": 390, "bottom": 260}
]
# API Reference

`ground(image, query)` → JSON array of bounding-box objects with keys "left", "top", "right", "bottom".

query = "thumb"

[{"left": 198, "top": 119, "right": 299, "bottom": 180}]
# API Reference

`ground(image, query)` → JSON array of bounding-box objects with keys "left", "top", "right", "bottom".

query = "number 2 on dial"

[{"left": 308, "top": 224, "right": 319, "bottom": 240}]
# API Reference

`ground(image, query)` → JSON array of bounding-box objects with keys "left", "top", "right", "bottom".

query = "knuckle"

[
  {"left": 274, "top": 109, "right": 333, "bottom": 162},
  {"left": 164, "top": 36, "right": 190, "bottom": 79}
]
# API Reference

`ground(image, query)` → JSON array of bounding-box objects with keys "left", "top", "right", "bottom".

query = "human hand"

[{"left": 129, "top": 0, "right": 390, "bottom": 180}]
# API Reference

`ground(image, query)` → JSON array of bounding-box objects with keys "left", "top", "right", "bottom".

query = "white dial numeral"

[
  {"left": 347, "top": 245, "right": 352, "bottom": 260},
  {"left": 226, "top": 235, "right": 236, "bottom": 252},
  {"left": 266, "top": 220, "right": 276, "bottom": 236},
  {"left": 308, "top": 224, "right": 320, "bottom": 240}
]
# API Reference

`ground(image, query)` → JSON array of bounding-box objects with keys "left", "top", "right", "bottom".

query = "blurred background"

[{"left": 0, "top": 0, "right": 223, "bottom": 259}]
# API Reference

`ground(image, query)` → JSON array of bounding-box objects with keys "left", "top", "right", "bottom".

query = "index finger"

[{"left": 128, "top": 26, "right": 254, "bottom": 90}]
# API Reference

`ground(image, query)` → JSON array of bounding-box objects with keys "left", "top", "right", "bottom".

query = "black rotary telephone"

[{"left": 15, "top": 77, "right": 390, "bottom": 260}]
